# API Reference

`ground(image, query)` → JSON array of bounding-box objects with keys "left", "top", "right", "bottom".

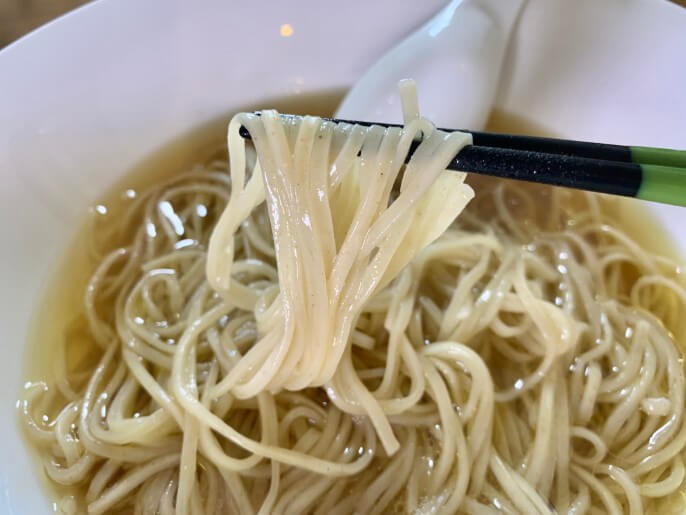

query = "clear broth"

[{"left": 20, "top": 97, "right": 686, "bottom": 513}]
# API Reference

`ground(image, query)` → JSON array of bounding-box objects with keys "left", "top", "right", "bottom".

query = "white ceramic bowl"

[{"left": 1, "top": 0, "right": 685, "bottom": 512}]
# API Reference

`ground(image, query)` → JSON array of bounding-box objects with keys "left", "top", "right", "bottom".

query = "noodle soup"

[{"left": 19, "top": 97, "right": 686, "bottom": 514}]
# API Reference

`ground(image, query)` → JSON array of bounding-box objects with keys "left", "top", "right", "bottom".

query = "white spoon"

[{"left": 336, "top": 0, "right": 526, "bottom": 130}]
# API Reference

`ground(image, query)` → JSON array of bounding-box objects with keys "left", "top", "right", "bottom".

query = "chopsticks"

[{"left": 238, "top": 114, "right": 686, "bottom": 207}]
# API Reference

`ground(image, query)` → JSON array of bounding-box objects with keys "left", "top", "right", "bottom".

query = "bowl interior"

[{"left": 1, "top": 0, "right": 685, "bottom": 511}]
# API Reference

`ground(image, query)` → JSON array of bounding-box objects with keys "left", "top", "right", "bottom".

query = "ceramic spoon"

[{"left": 335, "top": 0, "right": 526, "bottom": 130}]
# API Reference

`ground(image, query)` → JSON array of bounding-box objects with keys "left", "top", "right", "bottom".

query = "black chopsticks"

[{"left": 238, "top": 114, "right": 686, "bottom": 207}]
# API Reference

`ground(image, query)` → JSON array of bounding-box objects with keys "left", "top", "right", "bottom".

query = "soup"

[{"left": 19, "top": 92, "right": 686, "bottom": 514}]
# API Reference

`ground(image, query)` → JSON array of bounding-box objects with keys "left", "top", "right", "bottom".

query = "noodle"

[{"left": 19, "top": 83, "right": 686, "bottom": 514}]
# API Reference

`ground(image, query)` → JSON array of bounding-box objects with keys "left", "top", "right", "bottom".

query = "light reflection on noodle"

[{"left": 19, "top": 87, "right": 686, "bottom": 514}]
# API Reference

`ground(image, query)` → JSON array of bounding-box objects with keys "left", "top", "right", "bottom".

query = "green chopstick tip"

[
  {"left": 631, "top": 146, "right": 686, "bottom": 168},
  {"left": 637, "top": 164, "right": 686, "bottom": 207}
]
